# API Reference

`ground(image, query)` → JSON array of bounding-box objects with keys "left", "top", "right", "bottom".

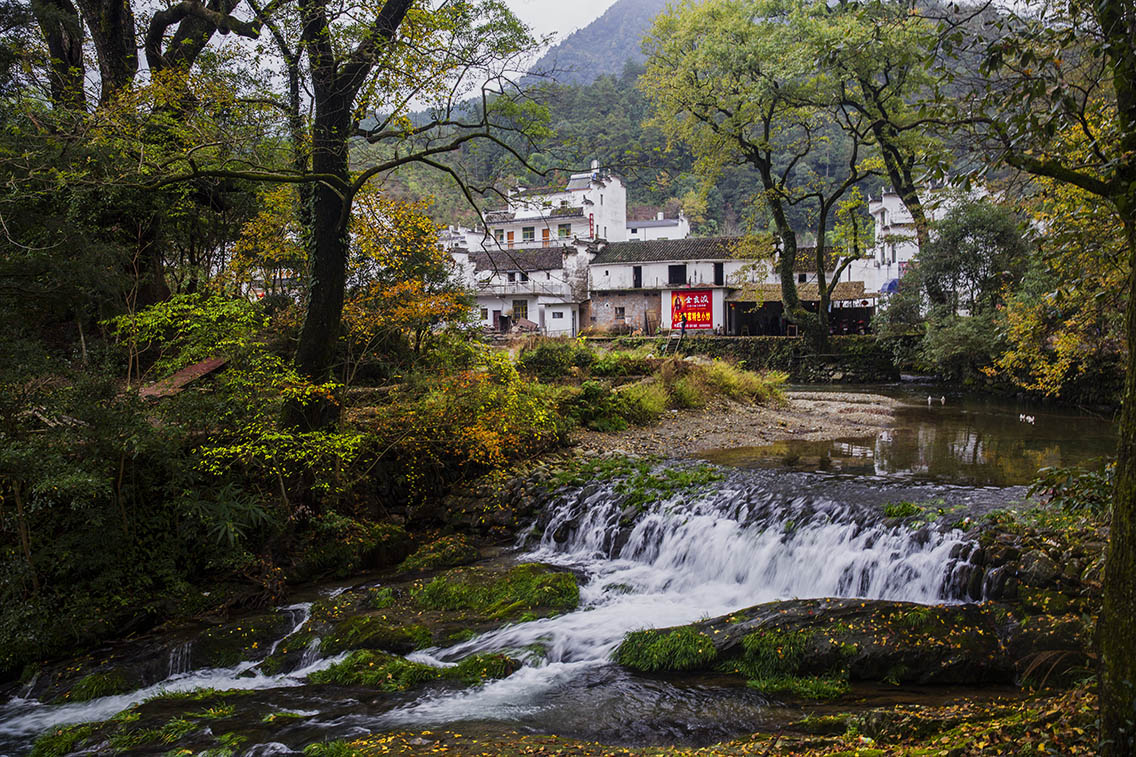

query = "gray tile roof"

[
  {"left": 591, "top": 237, "right": 841, "bottom": 272},
  {"left": 627, "top": 219, "right": 682, "bottom": 229},
  {"left": 591, "top": 237, "right": 741, "bottom": 264},
  {"left": 469, "top": 247, "right": 569, "bottom": 272}
]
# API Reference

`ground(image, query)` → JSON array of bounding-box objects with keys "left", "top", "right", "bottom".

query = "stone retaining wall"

[{"left": 586, "top": 335, "right": 911, "bottom": 384}]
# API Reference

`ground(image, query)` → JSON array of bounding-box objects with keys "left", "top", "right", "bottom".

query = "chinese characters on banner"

[{"left": 671, "top": 290, "right": 713, "bottom": 329}]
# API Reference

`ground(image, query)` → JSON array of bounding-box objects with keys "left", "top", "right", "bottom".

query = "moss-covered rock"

[
  {"left": 28, "top": 689, "right": 262, "bottom": 757},
  {"left": 29, "top": 724, "right": 96, "bottom": 757},
  {"left": 398, "top": 534, "right": 479, "bottom": 573},
  {"left": 412, "top": 563, "right": 579, "bottom": 619},
  {"left": 320, "top": 617, "right": 432, "bottom": 656},
  {"left": 192, "top": 611, "right": 295, "bottom": 669},
  {"left": 612, "top": 597, "right": 1093, "bottom": 693},
  {"left": 308, "top": 649, "right": 519, "bottom": 691},
  {"left": 297, "top": 562, "right": 580, "bottom": 658},
  {"left": 53, "top": 670, "right": 131, "bottom": 703}
]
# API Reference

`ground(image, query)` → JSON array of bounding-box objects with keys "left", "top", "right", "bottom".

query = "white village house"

[
  {"left": 483, "top": 161, "right": 629, "bottom": 249},
  {"left": 843, "top": 188, "right": 980, "bottom": 295},
  {"left": 450, "top": 246, "right": 589, "bottom": 336},
  {"left": 627, "top": 210, "right": 691, "bottom": 242}
]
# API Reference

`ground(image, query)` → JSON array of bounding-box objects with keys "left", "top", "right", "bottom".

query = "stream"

[{"left": 0, "top": 387, "right": 1116, "bottom": 754}]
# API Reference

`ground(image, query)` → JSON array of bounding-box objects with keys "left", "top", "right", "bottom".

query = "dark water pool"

[{"left": 701, "top": 386, "right": 1116, "bottom": 487}]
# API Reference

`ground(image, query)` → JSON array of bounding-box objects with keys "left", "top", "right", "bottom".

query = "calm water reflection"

[{"left": 702, "top": 388, "right": 1117, "bottom": 487}]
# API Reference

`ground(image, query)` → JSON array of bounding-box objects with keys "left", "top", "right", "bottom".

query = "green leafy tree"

[
  {"left": 918, "top": 197, "right": 1029, "bottom": 316},
  {"left": 641, "top": 0, "right": 882, "bottom": 347},
  {"left": 874, "top": 197, "right": 1026, "bottom": 382},
  {"left": 965, "top": 2, "right": 1136, "bottom": 745}
]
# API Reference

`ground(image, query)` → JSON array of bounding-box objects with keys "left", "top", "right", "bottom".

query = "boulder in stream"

[{"left": 614, "top": 597, "right": 1092, "bottom": 696}]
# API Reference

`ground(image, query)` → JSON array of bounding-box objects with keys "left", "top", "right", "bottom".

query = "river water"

[{"left": 0, "top": 387, "right": 1116, "bottom": 754}]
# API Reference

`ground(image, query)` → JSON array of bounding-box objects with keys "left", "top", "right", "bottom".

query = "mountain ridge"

[{"left": 528, "top": 0, "right": 670, "bottom": 86}]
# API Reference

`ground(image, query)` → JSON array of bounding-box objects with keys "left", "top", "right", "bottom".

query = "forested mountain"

[
  {"left": 528, "top": 0, "right": 669, "bottom": 85},
  {"left": 383, "top": 64, "right": 879, "bottom": 237}
]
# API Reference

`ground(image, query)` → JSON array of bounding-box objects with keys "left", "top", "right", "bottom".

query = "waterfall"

[
  {"left": 0, "top": 463, "right": 1008, "bottom": 753},
  {"left": 167, "top": 642, "right": 192, "bottom": 677},
  {"left": 382, "top": 467, "right": 987, "bottom": 728},
  {"left": 530, "top": 476, "right": 977, "bottom": 605}
]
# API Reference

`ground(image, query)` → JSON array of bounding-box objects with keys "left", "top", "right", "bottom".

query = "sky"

[{"left": 505, "top": 0, "right": 619, "bottom": 41}]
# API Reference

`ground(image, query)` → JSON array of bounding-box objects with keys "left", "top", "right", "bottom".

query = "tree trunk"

[
  {"left": 30, "top": 0, "right": 86, "bottom": 110},
  {"left": 813, "top": 209, "right": 832, "bottom": 352},
  {"left": 755, "top": 160, "right": 813, "bottom": 339},
  {"left": 11, "top": 482, "right": 39, "bottom": 593},
  {"left": 868, "top": 113, "right": 931, "bottom": 254},
  {"left": 1100, "top": 214, "right": 1136, "bottom": 757},
  {"left": 74, "top": 0, "right": 137, "bottom": 101},
  {"left": 285, "top": 96, "right": 351, "bottom": 430}
]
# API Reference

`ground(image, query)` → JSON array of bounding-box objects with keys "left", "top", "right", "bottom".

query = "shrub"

[
  {"left": 702, "top": 361, "right": 787, "bottom": 403},
  {"left": 613, "top": 381, "right": 668, "bottom": 426},
  {"left": 669, "top": 376, "right": 707, "bottom": 409},
  {"left": 560, "top": 381, "right": 627, "bottom": 432},
  {"left": 296, "top": 515, "right": 411, "bottom": 580},
  {"left": 358, "top": 356, "right": 572, "bottom": 502},
  {"left": 592, "top": 349, "right": 654, "bottom": 377},
  {"left": 1029, "top": 461, "right": 1115, "bottom": 515},
  {"left": 517, "top": 339, "right": 595, "bottom": 379}
]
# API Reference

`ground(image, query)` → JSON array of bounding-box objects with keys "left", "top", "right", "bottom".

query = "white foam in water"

[{"left": 377, "top": 476, "right": 978, "bottom": 727}]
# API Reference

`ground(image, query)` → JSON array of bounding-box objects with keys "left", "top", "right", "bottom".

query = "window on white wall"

[{"left": 552, "top": 311, "right": 564, "bottom": 320}]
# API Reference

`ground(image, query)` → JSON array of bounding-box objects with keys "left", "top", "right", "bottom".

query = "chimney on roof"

[{"left": 591, "top": 160, "right": 599, "bottom": 170}]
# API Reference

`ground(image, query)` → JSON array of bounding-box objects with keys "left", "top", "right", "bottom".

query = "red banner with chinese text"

[{"left": 671, "top": 290, "right": 712, "bottom": 329}]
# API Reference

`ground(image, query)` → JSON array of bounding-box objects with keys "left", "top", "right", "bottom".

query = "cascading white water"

[
  {"left": 382, "top": 470, "right": 981, "bottom": 727},
  {"left": 167, "top": 642, "right": 192, "bottom": 678},
  {"left": 0, "top": 464, "right": 1001, "bottom": 753}
]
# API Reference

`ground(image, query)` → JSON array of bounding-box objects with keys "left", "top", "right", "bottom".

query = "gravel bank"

[{"left": 573, "top": 390, "right": 899, "bottom": 457}]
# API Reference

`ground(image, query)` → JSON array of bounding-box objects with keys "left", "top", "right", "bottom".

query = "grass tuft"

[{"left": 614, "top": 626, "right": 718, "bottom": 672}]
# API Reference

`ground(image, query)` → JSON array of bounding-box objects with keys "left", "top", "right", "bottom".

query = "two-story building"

[
  {"left": 484, "top": 162, "right": 629, "bottom": 249},
  {"left": 451, "top": 246, "right": 589, "bottom": 336},
  {"left": 587, "top": 238, "right": 878, "bottom": 336},
  {"left": 588, "top": 238, "right": 756, "bottom": 333}
]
